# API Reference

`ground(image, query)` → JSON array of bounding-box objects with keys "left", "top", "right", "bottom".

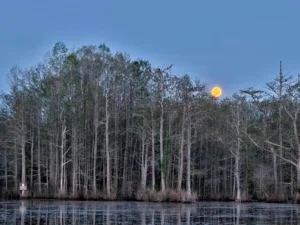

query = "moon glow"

[{"left": 211, "top": 86, "right": 222, "bottom": 98}]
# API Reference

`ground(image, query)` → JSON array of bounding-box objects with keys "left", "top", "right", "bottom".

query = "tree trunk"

[
  {"left": 159, "top": 79, "right": 165, "bottom": 192},
  {"left": 121, "top": 107, "right": 129, "bottom": 195},
  {"left": 278, "top": 62, "right": 283, "bottom": 192},
  {"left": 235, "top": 135, "right": 241, "bottom": 202},
  {"left": 151, "top": 115, "right": 156, "bottom": 191},
  {"left": 272, "top": 147, "right": 278, "bottom": 194},
  {"left": 93, "top": 91, "right": 99, "bottom": 195},
  {"left": 49, "top": 140, "right": 55, "bottom": 192},
  {"left": 178, "top": 105, "right": 185, "bottom": 191},
  {"left": 113, "top": 113, "right": 119, "bottom": 193},
  {"left": 186, "top": 119, "right": 191, "bottom": 198},
  {"left": 60, "top": 117, "right": 66, "bottom": 196},
  {"left": 30, "top": 134, "right": 34, "bottom": 191},
  {"left": 105, "top": 92, "right": 111, "bottom": 198},
  {"left": 21, "top": 133, "right": 26, "bottom": 185},
  {"left": 14, "top": 137, "right": 18, "bottom": 191},
  {"left": 234, "top": 105, "right": 242, "bottom": 202},
  {"left": 160, "top": 109, "right": 165, "bottom": 192},
  {"left": 55, "top": 134, "right": 59, "bottom": 193},
  {"left": 72, "top": 127, "right": 77, "bottom": 196},
  {"left": 291, "top": 165, "right": 293, "bottom": 197},
  {"left": 4, "top": 147, "right": 8, "bottom": 192},
  {"left": 37, "top": 126, "right": 41, "bottom": 195},
  {"left": 141, "top": 124, "right": 148, "bottom": 190},
  {"left": 297, "top": 160, "right": 300, "bottom": 193}
]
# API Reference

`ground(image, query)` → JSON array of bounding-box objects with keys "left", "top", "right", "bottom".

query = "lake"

[{"left": 0, "top": 200, "right": 300, "bottom": 224}]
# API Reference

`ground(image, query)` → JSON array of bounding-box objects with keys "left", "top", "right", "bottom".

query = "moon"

[{"left": 211, "top": 86, "right": 222, "bottom": 98}]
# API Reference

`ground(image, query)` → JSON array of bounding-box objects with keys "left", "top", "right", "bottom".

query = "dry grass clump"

[
  {"left": 136, "top": 189, "right": 197, "bottom": 202},
  {"left": 293, "top": 192, "right": 300, "bottom": 204},
  {"left": 266, "top": 193, "right": 286, "bottom": 203}
]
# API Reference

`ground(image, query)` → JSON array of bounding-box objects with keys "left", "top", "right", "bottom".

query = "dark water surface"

[{"left": 1, "top": 200, "right": 300, "bottom": 224}]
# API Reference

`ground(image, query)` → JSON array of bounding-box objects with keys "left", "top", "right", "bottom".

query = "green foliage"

[
  {"left": 99, "top": 43, "right": 110, "bottom": 53},
  {"left": 67, "top": 53, "right": 79, "bottom": 66},
  {"left": 52, "top": 42, "right": 68, "bottom": 56}
]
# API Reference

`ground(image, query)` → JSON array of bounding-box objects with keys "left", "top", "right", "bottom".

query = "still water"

[{"left": 1, "top": 200, "right": 300, "bottom": 224}]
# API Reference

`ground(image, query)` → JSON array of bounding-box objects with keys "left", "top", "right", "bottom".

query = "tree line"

[{"left": 0, "top": 42, "right": 299, "bottom": 202}]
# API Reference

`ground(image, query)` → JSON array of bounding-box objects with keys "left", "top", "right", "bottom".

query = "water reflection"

[
  {"left": 235, "top": 203, "right": 240, "bottom": 225},
  {"left": 19, "top": 200, "right": 26, "bottom": 225},
  {"left": 0, "top": 200, "right": 300, "bottom": 224}
]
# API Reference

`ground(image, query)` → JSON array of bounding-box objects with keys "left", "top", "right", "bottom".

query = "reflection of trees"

[
  {"left": 151, "top": 211, "right": 155, "bottom": 225},
  {"left": 176, "top": 213, "right": 181, "bottom": 225},
  {"left": 186, "top": 207, "right": 191, "bottom": 225},
  {"left": 0, "top": 203, "right": 8, "bottom": 224},
  {"left": 19, "top": 200, "right": 26, "bottom": 225},
  {"left": 161, "top": 211, "right": 165, "bottom": 225},
  {"left": 72, "top": 204, "right": 76, "bottom": 225},
  {"left": 9, "top": 201, "right": 300, "bottom": 225},
  {"left": 235, "top": 203, "right": 240, "bottom": 225},
  {"left": 141, "top": 209, "right": 146, "bottom": 225},
  {"left": 59, "top": 205, "right": 64, "bottom": 225},
  {"left": 106, "top": 204, "right": 110, "bottom": 225},
  {"left": 2, "top": 201, "right": 197, "bottom": 225}
]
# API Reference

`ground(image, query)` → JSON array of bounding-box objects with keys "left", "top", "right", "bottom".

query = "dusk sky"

[{"left": 1, "top": 0, "right": 300, "bottom": 96}]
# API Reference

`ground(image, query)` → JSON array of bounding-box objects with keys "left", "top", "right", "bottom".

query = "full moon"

[{"left": 211, "top": 86, "right": 222, "bottom": 98}]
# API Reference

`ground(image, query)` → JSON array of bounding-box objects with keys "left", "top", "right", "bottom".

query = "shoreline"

[{"left": 0, "top": 196, "right": 295, "bottom": 204}]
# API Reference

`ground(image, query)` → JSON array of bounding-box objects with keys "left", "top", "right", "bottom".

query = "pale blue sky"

[{"left": 1, "top": 0, "right": 300, "bottom": 96}]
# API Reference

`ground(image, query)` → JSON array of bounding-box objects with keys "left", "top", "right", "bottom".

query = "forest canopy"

[{"left": 0, "top": 42, "right": 299, "bottom": 203}]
